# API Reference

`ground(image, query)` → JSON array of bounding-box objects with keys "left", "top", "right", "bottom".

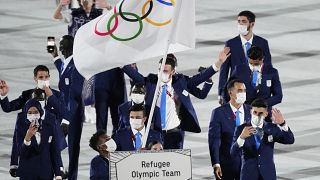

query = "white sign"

[{"left": 109, "top": 149, "right": 192, "bottom": 180}]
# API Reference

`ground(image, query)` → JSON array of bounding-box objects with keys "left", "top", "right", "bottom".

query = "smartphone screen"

[{"left": 47, "top": 36, "right": 55, "bottom": 53}]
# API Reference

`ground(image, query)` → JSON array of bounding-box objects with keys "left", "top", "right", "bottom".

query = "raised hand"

[
  {"left": 25, "top": 121, "right": 38, "bottom": 142},
  {"left": 214, "top": 47, "right": 231, "bottom": 69},
  {"left": 271, "top": 108, "right": 285, "bottom": 125},
  {"left": 240, "top": 126, "right": 255, "bottom": 139},
  {"left": 0, "top": 80, "right": 9, "bottom": 96}
]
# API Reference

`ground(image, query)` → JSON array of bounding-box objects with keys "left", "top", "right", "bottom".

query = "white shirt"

[
  {"left": 53, "top": 55, "right": 73, "bottom": 74},
  {"left": 229, "top": 103, "right": 245, "bottom": 126},
  {"left": 157, "top": 79, "right": 181, "bottom": 131},
  {"left": 131, "top": 126, "right": 145, "bottom": 148},
  {"left": 240, "top": 34, "right": 254, "bottom": 57}
]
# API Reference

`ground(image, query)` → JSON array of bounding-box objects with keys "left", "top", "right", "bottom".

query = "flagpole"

[{"left": 142, "top": 0, "right": 184, "bottom": 148}]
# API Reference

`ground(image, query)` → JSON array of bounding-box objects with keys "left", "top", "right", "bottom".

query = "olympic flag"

[{"left": 73, "top": 0, "right": 195, "bottom": 79}]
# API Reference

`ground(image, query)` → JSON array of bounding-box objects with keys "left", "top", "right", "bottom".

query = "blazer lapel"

[
  {"left": 223, "top": 104, "right": 236, "bottom": 128},
  {"left": 236, "top": 36, "right": 246, "bottom": 64}
]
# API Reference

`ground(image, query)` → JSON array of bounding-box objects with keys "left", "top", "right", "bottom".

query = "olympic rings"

[
  {"left": 119, "top": 0, "right": 153, "bottom": 22},
  {"left": 142, "top": 0, "right": 175, "bottom": 26},
  {"left": 157, "top": 0, "right": 175, "bottom": 6},
  {"left": 94, "top": 0, "right": 175, "bottom": 41},
  {"left": 107, "top": 12, "right": 143, "bottom": 41},
  {"left": 94, "top": 7, "right": 118, "bottom": 36}
]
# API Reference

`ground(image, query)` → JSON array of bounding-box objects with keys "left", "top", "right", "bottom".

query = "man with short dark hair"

[
  {"left": 123, "top": 49, "right": 229, "bottom": 149},
  {"left": 230, "top": 99, "right": 294, "bottom": 180},
  {"left": 218, "top": 10, "right": 272, "bottom": 105},
  {"left": 113, "top": 104, "right": 162, "bottom": 151},
  {"left": 209, "top": 79, "right": 251, "bottom": 180},
  {"left": 89, "top": 130, "right": 116, "bottom": 180},
  {"left": 230, "top": 46, "right": 282, "bottom": 107}
]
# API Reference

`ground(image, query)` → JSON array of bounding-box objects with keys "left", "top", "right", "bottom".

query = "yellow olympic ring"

[{"left": 142, "top": 0, "right": 175, "bottom": 26}]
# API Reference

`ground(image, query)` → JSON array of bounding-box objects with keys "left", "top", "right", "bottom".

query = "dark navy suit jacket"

[
  {"left": 54, "top": 58, "right": 84, "bottom": 121},
  {"left": 90, "top": 155, "right": 109, "bottom": 180},
  {"left": 113, "top": 127, "right": 162, "bottom": 151},
  {"left": 218, "top": 35, "right": 272, "bottom": 97},
  {"left": 230, "top": 122, "right": 294, "bottom": 180},
  {"left": 123, "top": 65, "right": 217, "bottom": 133},
  {"left": 16, "top": 111, "right": 63, "bottom": 179},
  {"left": 230, "top": 65, "right": 282, "bottom": 107},
  {"left": 208, "top": 103, "right": 251, "bottom": 176},
  {"left": 118, "top": 101, "right": 162, "bottom": 132}
]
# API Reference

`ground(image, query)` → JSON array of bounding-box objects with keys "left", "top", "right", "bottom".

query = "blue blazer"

[
  {"left": 123, "top": 65, "right": 217, "bottom": 133},
  {"left": 230, "top": 122, "right": 294, "bottom": 180},
  {"left": 208, "top": 103, "right": 251, "bottom": 173},
  {"left": 113, "top": 127, "right": 162, "bottom": 151},
  {"left": 16, "top": 112, "right": 63, "bottom": 179},
  {"left": 90, "top": 155, "right": 109, "bottom": 180},
  {"left": 118, "top": 101, "right": 162, "bottom": 132},
  {"left": 218, "top": 35, "right": 272, "bottom": 96},
  {"left": 54, "top": 58, "right": 84, "bottom": 120},
  {"left": 230, "top": 65, "right": 283, "bottom": 107},
  {"left": 11, "top": 112, "right": 67, "bottom": 167}
]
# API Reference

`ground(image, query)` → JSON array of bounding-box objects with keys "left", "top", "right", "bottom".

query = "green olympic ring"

[{"left": 107, "top": 12, "right": 143, "bottom": 41}]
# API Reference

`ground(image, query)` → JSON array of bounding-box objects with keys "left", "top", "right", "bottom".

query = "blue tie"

[
  {"left": 245, "top": 42, "right": 251, "bottom": 64},
  {"left": 160, "top": 84, "right": 167, "bottom": 129},
  {"left": 60, "top": 61, "right": 64, "bottom": 74},
  {"left": 251, "top": 70, "right": 259, "bottom": 87},
  {"left": 254, "top": 127, "right": 262, "bottom": 150},
  {"left": 135, "top": 132, "right": 141, "bottom": 150},
  {"left": 235, "top": 110, "right": 241, "bottom": 127}
]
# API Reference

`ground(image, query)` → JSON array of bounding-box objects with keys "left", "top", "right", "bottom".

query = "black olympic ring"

[{"left": 119, "top": 0, "right": 153, "bottom": 22}]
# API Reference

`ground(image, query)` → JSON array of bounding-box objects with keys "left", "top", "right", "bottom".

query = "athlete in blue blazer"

[
  {"left": 230, "top": 99, "right": 294, "bottom": 180},
  {"left": 16, "top": 99, "right": 63, "bottom": 179}
]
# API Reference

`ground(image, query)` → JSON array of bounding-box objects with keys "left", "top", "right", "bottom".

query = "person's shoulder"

[
  {"left": 214, "top": 103, "right": 229, "bottom": 112},
  {"left": 51, "top": 89, "right": 61, "bottom": 95},
  {"left": 253, "top": 34, "right": 268, "bottom": 43},
  {"left": 91, "top": 155, "right": 103, "bottom": 164},
  {"left": 22, "top": 89, "right": 34, "bottom": 96},
  {"left": 226, "top": 35, "right": 240, "bottom": 44},
  {"left": 263, "top": 65, "right": 278, "bottom": 74}
]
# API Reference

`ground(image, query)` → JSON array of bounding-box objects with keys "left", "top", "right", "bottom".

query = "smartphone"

[{"left": 47, "top": 36, "right": 55, "bottom": 53}]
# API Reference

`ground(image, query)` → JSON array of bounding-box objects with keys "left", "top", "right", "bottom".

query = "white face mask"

[
  {"left": 238, "top": 24, "right": 249, "bottom": 36},
  {"left": 160, "top": 73, "right": 170, "bottom": 83},
  {"left": 130, "top": 118, "right": 143, "bottom": 130},
  {"left": 27, "top": 114, "right": 41, "bottom": 127},
  {"left": 104, "top": 138, "right": 117, "bottom": 152},
  {"left": 251, "top": 114, "right": 264, "bottom": 127},
  {"left": 37, "top": 80, "right": 50, "bottom": 89},
  {"left": 235, "top": 92, "right": 246, "bottom": 104},
  {"left": 131, "top": 93, "right": 145, "bottom": 104}
]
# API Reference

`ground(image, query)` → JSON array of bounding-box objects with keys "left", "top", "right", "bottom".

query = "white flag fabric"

[{"left": 73, "top": 0, "right": 195, "bottom": 79}]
